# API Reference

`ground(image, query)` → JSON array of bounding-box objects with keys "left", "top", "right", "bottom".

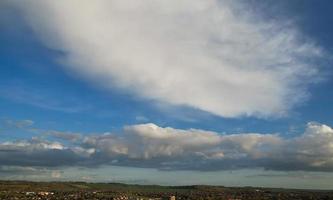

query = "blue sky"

[{"left": 0, "top": 0, "right": 333, "bottom": 189}]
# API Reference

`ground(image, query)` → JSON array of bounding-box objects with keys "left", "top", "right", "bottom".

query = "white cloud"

[
  {"left": 0, "top": 139, "right": 64, "bottom": 151},
  {"left": 83, "top": 122, "right": 333, "bottom": 171},
  {"left": 9, "top": 0, "right": 323, "bottom": 117},
  {"left": 0, "top": 138, "right": 91, "bottom": 167},
  {"left": 85, "top": 123, "right": 281, "bottom": 163},
  {"left": 74, "top": 123, "right": 333, "bottom": 171},
  {"left": 1, "top": 122, "right": 333, "bottom": 171}
]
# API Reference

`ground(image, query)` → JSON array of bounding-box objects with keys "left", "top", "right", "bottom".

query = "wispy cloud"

[
  {"left": 6, "top": 0, "right": 324, "bottom": 118},
  {"left": 45, "top": 130, "right": 82, "bottom": 142},
  {"left": 0, "top": 83, "right": 92, "bottom": 113},
  {"left": 1, "top": 119, "right": 34, "bottom": 129}
]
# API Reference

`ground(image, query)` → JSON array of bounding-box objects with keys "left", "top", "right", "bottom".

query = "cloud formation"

[
  {"left": 8, "top": 0, "right": 323, "bottom": 118},
  {"left": 1, "top": 122, "right": 333, "bottom": 171},
  {"left": 0, "top": 83, "right": 92, "bottom": 113},
  {"left": 0, "top": 138, "right": 94, "bottom": 167},
  {"left": 1, "top": 119, "right": 34, "bottom": 129}
]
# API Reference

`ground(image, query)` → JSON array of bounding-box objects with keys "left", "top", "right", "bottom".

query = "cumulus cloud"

[
  {"left": 2, "top": 122, "right": 333, "bottom": 171},
  {"left": 82, "top": 122, "right": 333, "bottom": 171},
  {"left": 7, "top": 0, "right": 323, "bottom": 118},
  {"left": 0, "top": 138, "right": 94, "bottom": 167}
]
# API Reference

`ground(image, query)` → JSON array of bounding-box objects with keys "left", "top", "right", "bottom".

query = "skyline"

[{"left": 1, "top": 0, "right": 333, "bottom": 189}]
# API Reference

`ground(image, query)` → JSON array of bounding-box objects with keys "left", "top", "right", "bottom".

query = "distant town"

[{"left": 0, "top": 181, "right": 332, "bottom": 200}]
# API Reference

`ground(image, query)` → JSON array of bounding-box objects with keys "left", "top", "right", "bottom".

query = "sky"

[{"left": 0, "top": 0, "right": 333, "bottom": 189}]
